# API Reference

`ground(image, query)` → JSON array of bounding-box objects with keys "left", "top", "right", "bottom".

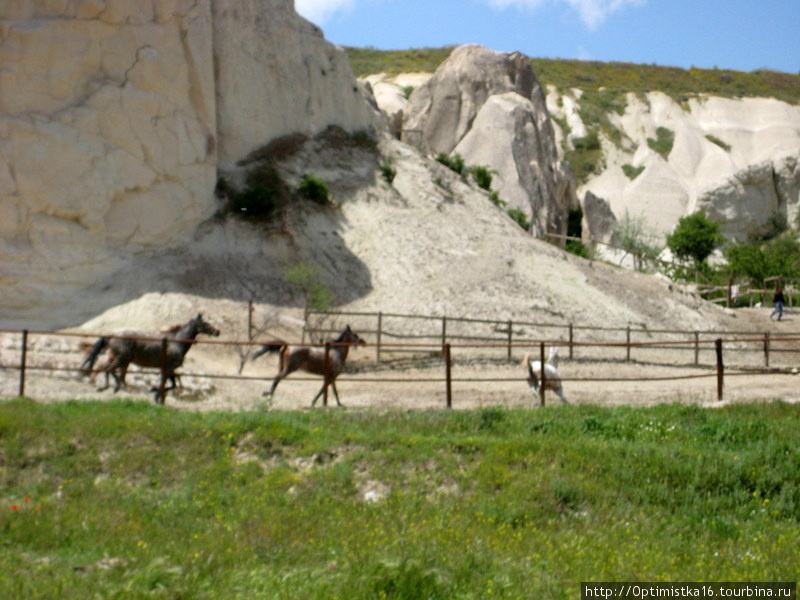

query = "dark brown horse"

[
  {"left": 80, "top": 314, "right": 220, "bottom": 401},
  {"left": 252, "top": 325, "right": 365, "bottom": 407}
]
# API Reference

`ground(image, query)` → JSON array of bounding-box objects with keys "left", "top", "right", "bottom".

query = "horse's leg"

[
  {"left": 310, "top": 380, "right": 329, "bottom": 407},
  {"left": 96, "top": 356, "right": 120, "bottom": 391},
  {"left": 151, "top": 372, "right": 177, "bottom": 404},
  {"left": 555, "top": 381, "right": 569, "bottom": 405},
  {"left": 331, "top": 380, "right": 343, "bottom": 407},
  {"left": 265, "top": 350, "right": 301, "bottom": 397},
  {"left": 265, "top": 372, "right": 285, "bottom": 397}
]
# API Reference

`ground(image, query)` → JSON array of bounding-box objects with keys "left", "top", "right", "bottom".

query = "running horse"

[
  {"left": 79, "top": 314, "right": 220, "bottom": 403},
  {"left": 251, "top": 325, "right": 366, "bottom": 407},
  {"left": 522, "top": 346, "right": 569, "bottom": 406}
]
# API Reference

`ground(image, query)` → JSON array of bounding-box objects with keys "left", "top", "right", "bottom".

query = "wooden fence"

[
  {"left": 2, "top": 324, "right": 799, "bottom": 408},
  {"left": 302, "top": 308, "right": 800, "bottom": 368}
]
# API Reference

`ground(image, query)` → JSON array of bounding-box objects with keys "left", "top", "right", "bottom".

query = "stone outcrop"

[
  {"left": 212, "top": 0, "right": 377, "bottom": 170},
  {"left": 401, "top": 45, "right": 576, "bottom": 238},
  {"left": 697, "top": 155, "right": 800, "bottom": 239},
  {"left": 550, "top": 91, "right": 800, "bottom": 239},
  {"left": 581, "top": 191, "right": 617, "bottom": 245},
  {"left": 452, "top": 92, "right": 575, "bottom": 237},
  {"left": 0, "top": 0, "right": 377, "bottom": 325}
]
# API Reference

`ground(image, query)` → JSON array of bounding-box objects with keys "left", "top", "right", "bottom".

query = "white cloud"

[
  {"left": 486, "top": 0, "right": 644, "bottom": 29},
  {"left": 295, "top": 0, "right": 355, "bottom": 24}
]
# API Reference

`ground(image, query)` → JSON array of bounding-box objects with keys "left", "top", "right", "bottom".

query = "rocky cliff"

[
  {"left": 549, "top": 91, "right": 800, "bottom": 242},
  {"left": 0, "top": 0, "right": 375, "bottom": 326},
  {"left": 399, "top": 45, "right": 577, "bottom": 238},
  {"left": 368, "top": 64, "right": 800, "bottom": 246}
]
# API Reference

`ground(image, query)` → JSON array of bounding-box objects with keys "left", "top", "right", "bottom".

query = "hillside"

[
  {"left": 0, "top": 5, "right": 791, "bottom": 349},
  {"left": 345, "top": 47, "right": 800, "bottom": 104},
  {"left": 352, "top": 47, "right": 800, "bottom": 243}
]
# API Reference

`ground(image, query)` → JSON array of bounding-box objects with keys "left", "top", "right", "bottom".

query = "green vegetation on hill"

[
  {"left": 2, "top": 399, "right": 799, "bottom": 598},
  {"left": 345, "top": 46, "right": 800, "bottom": 105},
  {"left": 345, "top": 46, "right": 455, "bottom": 77}
]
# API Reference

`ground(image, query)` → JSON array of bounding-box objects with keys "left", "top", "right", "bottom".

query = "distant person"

[{"left": 770, "top": 288, "right": 785, "bottom": 321}]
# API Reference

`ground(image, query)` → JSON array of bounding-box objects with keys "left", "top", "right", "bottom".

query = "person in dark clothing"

[{"left": 770, "top": 288, "right": 785, "bottom": 321}]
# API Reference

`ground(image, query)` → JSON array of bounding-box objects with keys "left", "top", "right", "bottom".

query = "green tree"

[
  {"left": 666, "top": 211, "right": 724, "bottom": 268},
  {"left": 724, "top": 232, "right": 800, "bottom": 287}
]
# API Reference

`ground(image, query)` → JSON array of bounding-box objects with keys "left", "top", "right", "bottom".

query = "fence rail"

[{"left": 2, "top": 325, "right": 799, "bottom": 408}]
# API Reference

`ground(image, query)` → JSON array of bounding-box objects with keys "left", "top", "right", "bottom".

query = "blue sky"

[{"left": 295, "top": 0, "right": 800, "bottom": 73}]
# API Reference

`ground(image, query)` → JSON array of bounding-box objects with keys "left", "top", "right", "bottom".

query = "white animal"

[{"left": 523, "top": 347, "right": 568, "bottom": 405}]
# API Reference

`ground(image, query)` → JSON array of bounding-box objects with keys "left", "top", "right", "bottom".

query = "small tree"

[
  {"left": 284, "top": 264, "right": 336, "bottom": 342},
  {"left": 611, "top": 211, "right": 662, "bottom": 271},
  {"left": 666, "top": 211, "right": 724, "bottom": 269},
  {"left": 724, "top": 232, "right": 800, "bottom": 287}
]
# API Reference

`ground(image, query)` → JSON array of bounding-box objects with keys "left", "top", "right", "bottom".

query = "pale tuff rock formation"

[
  {"left": 549, "top": 91, "right": 800, "bottom": 238},
  {"left": 0, "top": 0, "right": 376, "bottom": 325},
  {"left": 401, "top": 45, "right": 577, "bottom": 238},
  {"left": 453, "top": 92, "right": 576, "bottom": 237},
  {"left": 212, "top": 0, "right": 377, "bottom": 170},
  {"left": 580, "top": 191, "right": 617, "bottom": 245},
  {"left": 697, "top": 157, "right": 800, "bottom": 240},
  {"left": 0, "top": 0, "right": 218, "bottom": 319}
]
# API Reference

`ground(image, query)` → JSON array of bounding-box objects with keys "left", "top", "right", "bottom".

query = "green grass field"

[{"left": 2, "top": 398, "right": 799, "bottom": 598}]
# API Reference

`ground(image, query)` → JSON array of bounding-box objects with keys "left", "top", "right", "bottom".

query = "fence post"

[
  {"left": 715, "top": 338, "right": 724, "bottom": 402},
  {"left": 441, "top": 316, "right": 447, "bottom": 351},
  {"left": 444, "top": 343, "right": 452, "bottom": 409},
  {"left": 763, "top": 332, "right": 770, "bottom": 368},
  {"left": 248, "top": 299, "right": 254, "bottom": 341},
  {"left": 158, "top": 337, "right": 168, "bottom": 405},
  {"left": 626, "top": 326, "right": 631, "bottom": 362},
  {"left": 539, "top": 342, "right": 546, "bottom": 407},
  {"left": 323, "top": 343, "right": 331, "bottom": 407},
  {"left": 18, "top": 329, "right": 28, "bottom": 398},
  {"left": 506, "top": 320, "right": 513, "bottom": 361},
  {"left": 694, "top": 331, "right": 700, "bottom": 366},
  {"left": 568, "top": 323, "right": 574, "bottom": 360},
  {"left": 376, "top": 312, "right": 383, "bottom": 363}
]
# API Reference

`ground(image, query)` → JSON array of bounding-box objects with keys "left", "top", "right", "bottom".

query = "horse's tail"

[
  {"left": 547, "top": 346, "right": 559, "bottom": 368},
  {"left": 79, "top": 337, "right": 108, "bottom": 375},
  {"left": 522, "top": 353, "right": 534, "bottom": 378},
  {"left": 251, "top": 341, "right": 286, "bottom": 362}
]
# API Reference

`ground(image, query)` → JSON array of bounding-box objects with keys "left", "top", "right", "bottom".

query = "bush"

[
  {"left": 471, "top": 165, "right": 494, "bottom": 191},
  {"left": 622, "top": 164, "right": 645, "bottom": 180},
  {"left": 705, "top": 134, "right": 731, "bottom": 152},
  {"left": 298, "top": 174, "right": 330, "bottom": 205},
  {"left": 490, "top": 191, "right": 506, "bottom": 207},
  {"left": 572, "top": 131, "right": 601, "bottom": 151},
  {"left": 647, "top": 127, "right": 675, "bottom": 159},
  {"left": 565, "top": 239, "right": 591, "bottom": 259},
  {"left": 230, "top": 185, "right": 281, "bottom": 219},
  {"left": 435, "top": 152, "right": 465, "bottom": 175},
  {"left": 379, "top": 162, "right": 397, "bottom": 184},
  {"left": 507, "top": 208, "right": 531, "bottom": 231}
]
